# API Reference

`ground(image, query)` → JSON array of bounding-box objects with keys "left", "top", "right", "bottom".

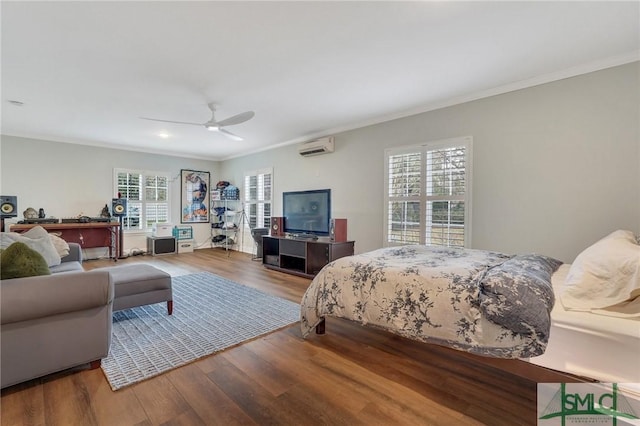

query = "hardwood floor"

[{"left": 1, "top": 248, "right": 585, "bottom": 426}]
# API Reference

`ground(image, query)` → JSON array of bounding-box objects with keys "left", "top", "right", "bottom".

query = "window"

[
  {"left": 384, "top": 137, "right": 472, "bottom": 247},
  {"left": 115, "top": 169, "right": 170, "bottom": 231},
  {"left": 242, "top": 168, "right": 272, "bottom": 252},
  {"left": 244, "top": 168, "right": 272, "bottom": 229}
]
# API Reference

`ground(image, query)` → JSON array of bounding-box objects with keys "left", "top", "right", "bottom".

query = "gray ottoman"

[{"left": 100, "top": 264, "right": 173, "bottom": 315}]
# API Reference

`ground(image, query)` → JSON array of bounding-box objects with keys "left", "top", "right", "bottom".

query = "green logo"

[{"left": 539, "top": 383, "right": 639, "bottom": 425}]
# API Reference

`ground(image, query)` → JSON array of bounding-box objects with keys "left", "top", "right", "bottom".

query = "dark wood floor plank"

[
  {"left": 166, "top": 362, "right": 258, "bottom": 426},
  {"left": 0, "top": 380, "right": 45, "bottom": 426},
  {"left": 218, "top": 344, "right": 298, "bottom": 398},
  {"left": 269, "top": 383, "right": 367, "bottom": 426},
  {"left": 205, "top": 355, "right": 304, "bottom": 425},
  {"left": 243, "top": 333, "right": 373, "bottom": 417},
  {"left": 42, "top": 373, "right": 98, "bottom": 426},
  {"left": 78, "top": 367, "right": 149, "bottom": 426},
  {"left": 130, "top": 375, "right": 191, "bottom": 425}
]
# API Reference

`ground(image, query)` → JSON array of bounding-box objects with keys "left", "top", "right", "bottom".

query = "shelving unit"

[{"left": 211, "top": 198, "right": 242, "bottom": 253}]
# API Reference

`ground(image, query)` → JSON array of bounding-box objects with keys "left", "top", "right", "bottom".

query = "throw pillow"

[
  {"left": 0, "top": 226, "right": 61, "bottom": 267},
  {"left": 48, "top": 233, "right": 70, "bottom": 258},
  {"left": 561, "top": 230, "right": 640, "bottom": 312},
  {"left": 0, "top": 242, "right": 51, "bottom": 280}
]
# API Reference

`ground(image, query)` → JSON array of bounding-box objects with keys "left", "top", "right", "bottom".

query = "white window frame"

[
  {"left": 114, "top": 168, "right": 171, "bottom": 232},
  {"left": 383, "top": 136, "right": 472, "bottom": 248},
  {"left": 242, "top": 167, "right": 273, "bottom": 253}
]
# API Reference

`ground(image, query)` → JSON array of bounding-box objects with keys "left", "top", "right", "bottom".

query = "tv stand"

[{"left": 262, "top": 236, "right": 354, "bottom": 278}]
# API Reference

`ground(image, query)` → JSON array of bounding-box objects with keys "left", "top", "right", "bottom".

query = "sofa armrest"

[
  {"left": 61, "top": 243, "right": 82, "bottom": 263},
  {"left": 1, "top": 270, "right": 113, "bottom": 325}
]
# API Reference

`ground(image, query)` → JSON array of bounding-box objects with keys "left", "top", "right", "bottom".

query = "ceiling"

[{"left": 2, "top": 1, "right": 639, "bottom": 161}]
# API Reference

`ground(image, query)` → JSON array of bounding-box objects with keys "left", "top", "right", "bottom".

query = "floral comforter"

[{"left": 300, "top": 245, "right": 562, "bottom": 358}]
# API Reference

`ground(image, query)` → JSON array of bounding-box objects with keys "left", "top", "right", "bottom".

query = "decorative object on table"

[
  {"left": 100, "top": 204, "right": 110, "bottom": 218},
  {"left": 101, "top": 271, "right": 300, "bottom": 390},
  {"left": 181, "top": 169, "right": 210, "bottom": 223},
  {"left": 23, "top": 207, "right": 38, "bottom": 219},
  {"left": 38, "top": 208, "right": 45, "bottom": 218}
]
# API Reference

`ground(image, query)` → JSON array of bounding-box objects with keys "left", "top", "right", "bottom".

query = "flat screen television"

[{"left": 283, "top": 189, "right": 331, "bottom": 236}]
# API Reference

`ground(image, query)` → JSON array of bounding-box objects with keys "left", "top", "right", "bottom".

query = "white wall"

[
  {"left": 0, "top": 137, "right": 219, "bottom": 258},
  {"left": 221, "top": 62, "right": 640, "bottom": 262}
]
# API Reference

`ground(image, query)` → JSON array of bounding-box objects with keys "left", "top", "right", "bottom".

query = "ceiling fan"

[{"left": 141, "top": 103, "right": 254, "bottom": 141}]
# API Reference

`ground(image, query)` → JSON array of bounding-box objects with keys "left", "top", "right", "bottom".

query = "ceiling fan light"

[{"left": 206, "top": 125, "right": 219, "bottom": 131}]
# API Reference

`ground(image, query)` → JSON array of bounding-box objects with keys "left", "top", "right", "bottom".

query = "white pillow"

[
  {"left": 561, "top": 230, "right": 640, "bottom": 311},
  {"left": 0, "top": 226, "right": 62, "bottom": 267},
  {"left": 48, "top": 233, "right": 70, "bottom": 258}
]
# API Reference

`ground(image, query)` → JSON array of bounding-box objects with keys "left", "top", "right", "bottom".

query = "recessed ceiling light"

[{"left": 8, "top": 100, "right": 25, "bottom": 106}]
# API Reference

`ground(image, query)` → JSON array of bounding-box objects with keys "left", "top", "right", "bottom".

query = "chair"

[{"left": 250, "top": 227, "right": 269, "bottom": 260}]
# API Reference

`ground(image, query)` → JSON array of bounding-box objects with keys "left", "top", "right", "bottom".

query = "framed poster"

[{"left": 181, "top": 169, "right": 210, "bottom": 223}]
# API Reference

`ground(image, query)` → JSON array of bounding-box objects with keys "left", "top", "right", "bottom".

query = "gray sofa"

[{"left": 0, "top": 243, "right": 114, "bottom": 389}]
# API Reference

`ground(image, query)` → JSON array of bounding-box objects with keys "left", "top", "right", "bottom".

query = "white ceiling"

[{"left": 2, "top": 1, "right": 639, "bottom": 161}]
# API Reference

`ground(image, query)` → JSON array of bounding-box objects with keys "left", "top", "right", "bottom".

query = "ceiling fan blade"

[
  {"left": 140, "top": 117, "right": 203, "bottom": 126},
  {"left": 216, "top": 111, "right": 255, "bottom": 127},
  {"left": 219, "top": 128, "right": 244, "bottom": 141}
]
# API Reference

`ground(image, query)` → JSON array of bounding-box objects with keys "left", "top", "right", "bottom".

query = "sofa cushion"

[
  {"left": 49, "top": 261, "right": 84, "bottom": 274},
  {"left": 101, "top": 264, "right": 171, "bottom": 297},
  {"left": 0, "top": 242, "right": 52, "bottom": 280}
]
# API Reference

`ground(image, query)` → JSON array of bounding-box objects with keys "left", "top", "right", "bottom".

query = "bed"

[
  {"left": 529, "top": 231, "right": 640, "bottom": 384},
  {"left": 301, "top": 230, "right": 640, "bottom": 377},
  {"left": 300, "top": 244, "right": 562, "bottom": 359}
]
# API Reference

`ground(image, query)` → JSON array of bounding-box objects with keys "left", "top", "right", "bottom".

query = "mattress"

[{"left": 529, "top": 264, "right": 640, "bottom": 383}]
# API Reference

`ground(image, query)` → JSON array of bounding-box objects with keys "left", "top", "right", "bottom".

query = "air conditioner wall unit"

[{"left": 298, "top": 137, "right": 335, "bottom": 157}]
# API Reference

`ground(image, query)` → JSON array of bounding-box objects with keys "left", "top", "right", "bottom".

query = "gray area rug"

[{"left": 101, "top": 272, "right": 300, "bottom": 390}]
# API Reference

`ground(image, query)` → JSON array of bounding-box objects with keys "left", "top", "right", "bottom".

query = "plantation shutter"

[
  {"left": 244, "top": 168, "right": 272, "bottom": 229},
  {"left": 242, "top": 168, "right": 272, "bottom": 253},
  {"left": 386, "top": 150, "right": 423, "bottom": 245},
  {"left": 384, "top": 137, "right": 471, "bottom": 247},
  {"left": 115, "top": 169, "right": 170, "bottom": 231},
  {"left": 144, "top": 175, "right": 169, "bottom": 228},
  {"left": 425, "top": 145, "right": 467, "bottom": 247}
]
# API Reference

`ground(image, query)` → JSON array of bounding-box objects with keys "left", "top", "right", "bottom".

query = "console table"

[
  {"left": 10, "top": 222, "right": 120, "bottom": 260},
  {"left": 262, "top": 236, "right": 354, "bottom": 278}
]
